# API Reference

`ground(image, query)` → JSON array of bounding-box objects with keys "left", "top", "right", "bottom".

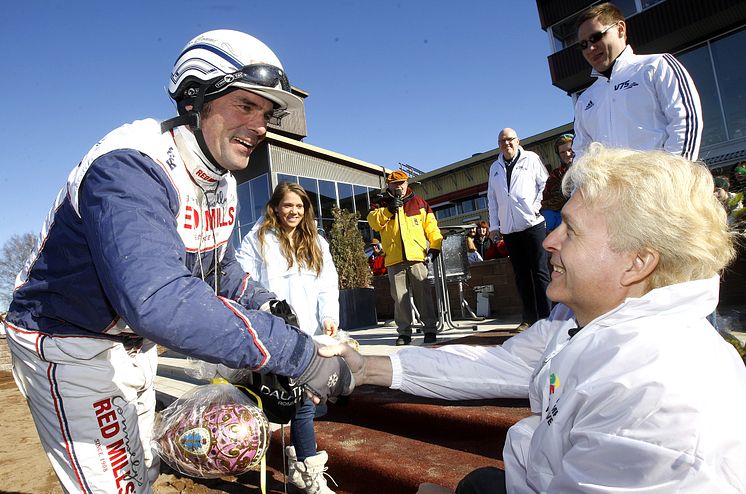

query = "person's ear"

[
  {"left": 621, "top": 247, "right": 659, "bottom": 287},
  {"left": 617, "top": 20, "right": 627, "bottom": 41}
]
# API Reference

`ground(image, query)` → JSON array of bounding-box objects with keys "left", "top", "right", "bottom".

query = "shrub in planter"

[{"left": 328, "top": 207, "right": 377, "bottom": 328}]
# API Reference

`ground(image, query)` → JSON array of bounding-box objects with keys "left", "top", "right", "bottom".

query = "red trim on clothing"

[
  {"left": 238, "top": 274, "right": 251, "bottom": 300},
  {"left": 217, "top": 296, "right": 269, "bottom": 369},
  {"left": 47, "top": 363, "right": 89, "bottom": 493}
]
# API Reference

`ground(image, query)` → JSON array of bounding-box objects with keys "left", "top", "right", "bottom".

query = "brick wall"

[{"left": 371, "top": 258, "right": 523, "bottom": 321}]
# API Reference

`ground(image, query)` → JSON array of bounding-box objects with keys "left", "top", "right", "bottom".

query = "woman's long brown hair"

[{"left": 257, "top": 182, "right": 324, "bottom": 276}]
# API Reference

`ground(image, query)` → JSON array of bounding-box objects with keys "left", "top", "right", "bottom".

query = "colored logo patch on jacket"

[{"left": 549, "top": 373, "right": 560, "bottom": 395}]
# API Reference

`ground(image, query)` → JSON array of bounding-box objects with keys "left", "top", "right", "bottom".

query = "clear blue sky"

[{"left": 0, "top": 0, "right": 574, "bottom": 247}]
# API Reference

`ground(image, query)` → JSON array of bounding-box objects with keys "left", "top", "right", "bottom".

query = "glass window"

[
  {"left": 434, "top": 204, "right": 456, "bottom": 219},
  {"left": 236, "top": 181, "right": 254, "bottom": 230},
  {"left": 551, "top": 15, "right": 580, "bottom": 52},
  {"left": 354, "top": 185, "right": 371, "bottom": 215},
  {"left": 677, "top": 44, "right": 727, "bottom": 147},
  {"left": 249, "top": 174, "right": 270, "bottom": 225},
  {"left": 640, "top": 0, "right": 664, "bottom": 9},
  {"left": 299, "top": 177, "right": 320, "bottom": 217},
  {"left": 455, "top": 196, "right": 488, "bottom": 214},
  {"left": 460, "top": 197, "right": 478, "bottom": 213},
  {"left": 318, "top": 180, "right": 337, "bottom": 221},
  {"left": 338, "top": 183, "right": 354, "bottom": 212},
  {"left": 711, "top": 27, "right": 746, "bottom": 141},
  {"left": 230, "top": 227, "right": 243, "bottom": 250},
  {"left": 613, "top": 0, "right": 636, "bottom": 17},
  {"left": 277, "top": 173, "right": 297, "bottom": 185}
]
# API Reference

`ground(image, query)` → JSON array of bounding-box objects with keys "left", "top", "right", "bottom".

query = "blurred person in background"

[
  {"left": 541, "top": 133, "right": 575, "bottom": 233},
  {"left": 368, "top": 238, "right": 387, "bottom": 276}
]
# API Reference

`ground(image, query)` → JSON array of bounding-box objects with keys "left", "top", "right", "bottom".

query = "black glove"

[
  {"left": 427, "top": 248, "right": 440, "bottom": 263},
  {"left": 293, "top": 344, "right": 355, "bottom": 404},
  {"left": 268, "top": 299, "right": 299, "bottom": 328},
  {"left": 387, "top": 196, "right": 404, "bottom": 214}
]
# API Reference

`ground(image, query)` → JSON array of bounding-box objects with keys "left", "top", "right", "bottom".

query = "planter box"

[{"left": 339, "top": 287, "right": 378, "bottom": 329}]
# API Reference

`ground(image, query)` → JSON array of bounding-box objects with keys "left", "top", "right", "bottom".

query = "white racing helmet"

[
  {"left": 162, "top": 30, "right": 303, "bottom": 172},
  {"left": 168, "top": 29, "right": 302, "bottom": 117}
]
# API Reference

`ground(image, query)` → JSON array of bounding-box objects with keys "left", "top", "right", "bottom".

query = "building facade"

[
  {"left": 409, "top": 123, "right": 573, "bottom": 227},
  {"left": 232, "top": 88, "right": 389, "bottom": 246}
]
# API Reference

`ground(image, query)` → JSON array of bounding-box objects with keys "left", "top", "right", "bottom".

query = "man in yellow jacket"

[{"left": 368, "top": 171, "right": 443, "bottom": 345}]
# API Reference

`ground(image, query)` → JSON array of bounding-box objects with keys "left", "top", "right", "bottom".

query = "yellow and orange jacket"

[{"left": 367, "top": 189, "right": 443, "bottom": 267}]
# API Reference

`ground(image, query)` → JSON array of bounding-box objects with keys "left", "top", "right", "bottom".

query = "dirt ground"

[{"left": 0, "top": 338, "right": 274, "bottom": 494}]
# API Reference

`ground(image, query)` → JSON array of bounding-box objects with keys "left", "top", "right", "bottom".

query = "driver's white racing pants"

[{"left": 5, "top": 321, "right": 159, "bottom": 494}]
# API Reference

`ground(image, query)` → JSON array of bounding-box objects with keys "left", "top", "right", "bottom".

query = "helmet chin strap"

[{"left": 160, "top": 86, "right": 226, "bottom": 176}]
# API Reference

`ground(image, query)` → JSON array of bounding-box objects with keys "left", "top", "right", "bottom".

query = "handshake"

[{"left": 296, "top": 338, "right": 370, "bottom": 406}]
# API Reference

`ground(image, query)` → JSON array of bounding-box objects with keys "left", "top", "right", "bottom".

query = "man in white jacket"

[
  {"left": 322, "top": 144, "right": 746, "bottom": 493},
  {"left": 572, "top": 2, "right": 702, "bottom": 161},
  {"left": 488, "top": 128, "right": 551, "bottom": 332}
]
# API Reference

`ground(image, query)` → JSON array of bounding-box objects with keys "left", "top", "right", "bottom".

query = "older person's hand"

[
  {"left": 314, "top": 341, "right": 394, "bottom": 399},
  {"left": 318, "top": 342, "right": 366, "bottom": 383}
]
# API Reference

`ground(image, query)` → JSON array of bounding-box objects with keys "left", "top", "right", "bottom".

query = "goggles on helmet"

[
  {"left": 180, "top": 64, "right": 292, "bottom": 125},
  {"left": 184, "top": 64, "right": 291, "bottom": 99}
]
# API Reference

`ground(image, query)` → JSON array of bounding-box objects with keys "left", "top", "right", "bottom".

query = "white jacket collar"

[
  {"left": 498, "top": 146, "right": 525, "bottom": 167},
  {"left": 586, "top": 275, "right": 719, "bottom": 330},
  {"left": 590, "top": 45, "right": 635, "bottom": 80},
  {"left": 173, "top": 126, "right": 226, "bottom": 189}
]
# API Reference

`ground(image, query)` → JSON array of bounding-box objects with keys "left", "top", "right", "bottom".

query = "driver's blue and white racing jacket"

[{"left": 5, "top": 119, "right": 313, "bottom": 376}]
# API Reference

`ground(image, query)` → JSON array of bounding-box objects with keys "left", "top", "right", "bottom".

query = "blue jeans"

[{"left": 291, "top": 398, "right": 327, "bottom": 461}]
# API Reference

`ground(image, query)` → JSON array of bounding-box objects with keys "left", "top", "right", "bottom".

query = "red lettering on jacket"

[
  {"left": 184, "top": 205, "right": 202, "bottom": 230},
  {"left": 195, "top": 169, "right": 217, "bottom": 183}
]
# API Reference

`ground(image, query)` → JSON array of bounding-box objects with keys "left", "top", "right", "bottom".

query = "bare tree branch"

[{"left": 0, "top": 232, "right": 36, "bottom": 309}]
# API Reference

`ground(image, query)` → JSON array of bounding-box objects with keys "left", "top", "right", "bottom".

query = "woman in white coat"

[{"left": 237, "top": 182, "right": 339, "bottom": 494}]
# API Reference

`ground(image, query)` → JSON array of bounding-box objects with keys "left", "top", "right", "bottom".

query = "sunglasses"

[{"left": 578, "top": 23, "right": 617, "bottom": 50}]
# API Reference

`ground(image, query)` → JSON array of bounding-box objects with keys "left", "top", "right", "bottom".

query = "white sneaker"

[{"left": 295, "top": 451, "right": 337, "bottom": 494}]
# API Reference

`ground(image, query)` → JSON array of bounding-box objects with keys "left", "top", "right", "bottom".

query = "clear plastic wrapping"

[
  {"left": 153, "top": 383, "right": 269, "bottom": 478},
  {"left": 183, "top": 358, "right": 250, "bottom": 382},
  {"left": 314, "top": 329, "right": 360, "bottom": 352}
]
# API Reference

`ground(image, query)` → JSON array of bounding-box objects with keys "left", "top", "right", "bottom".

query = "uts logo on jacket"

[{"left": 613, "top": 80, "right": 639, "bottom": 91}]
